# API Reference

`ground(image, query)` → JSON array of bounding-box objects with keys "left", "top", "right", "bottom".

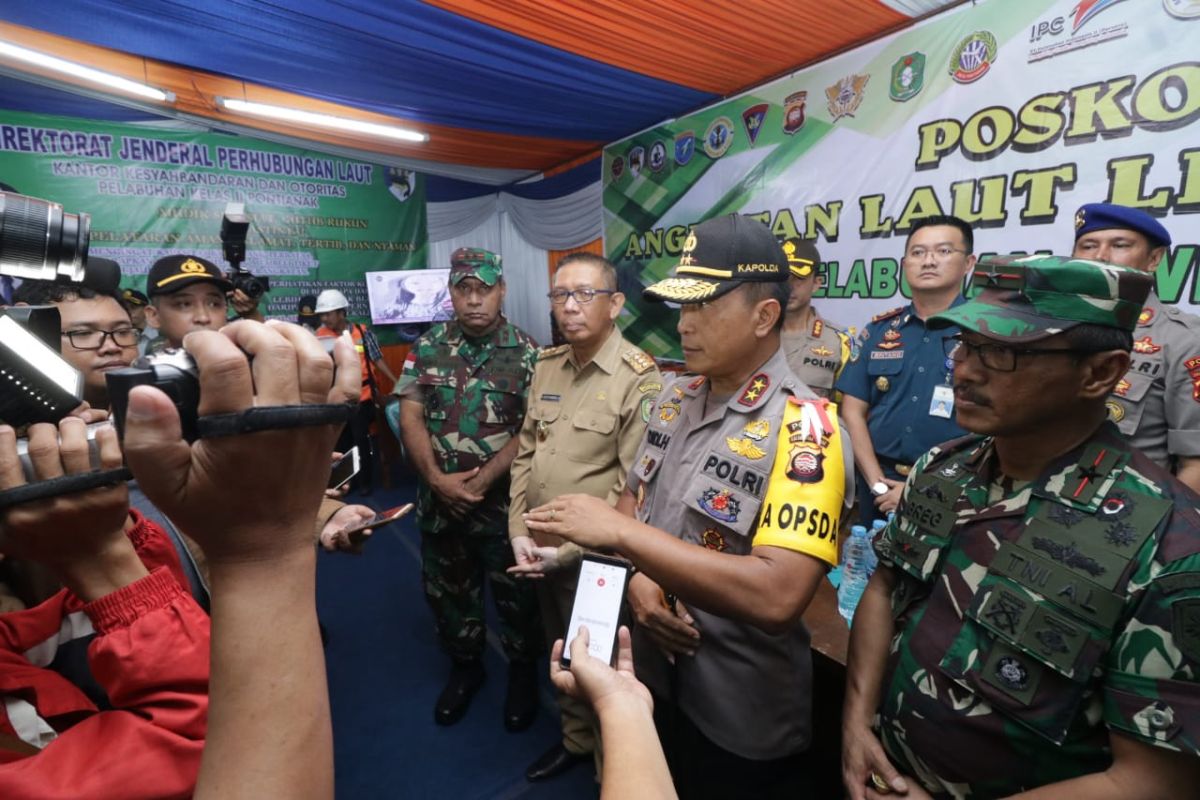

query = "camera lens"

[{"left": 0, "top": 191, "right": 90, "bottom": 283}]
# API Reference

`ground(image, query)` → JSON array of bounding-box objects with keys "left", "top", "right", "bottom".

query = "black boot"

[
  {"left": 503, "top": 660, "right": 539, "bottom": 732},
  {"left": 434, "top": 661, "right": 485, "bottom": 726}
]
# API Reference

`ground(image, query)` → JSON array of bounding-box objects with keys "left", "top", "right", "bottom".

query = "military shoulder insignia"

[
  {"left": 622, "top": 348, "right": 656, "bottom": 375},
  {"left": 737, "top": 373, "right": 769, "bottom": 406},
  {"left": 872, "top": 306, "right": 905, "bottom": 323},
  {"left": 811, "top": 318, "right": 824, "bottom": 338},
  {"left": 537, "top": 344, "right": 571, "bottom": 360},
  {"left": 687, "top": 376, "right": 707, "bottom": 391},
  {"left": 1138, "top": 307, "right": 1155, "bottom": 326}
]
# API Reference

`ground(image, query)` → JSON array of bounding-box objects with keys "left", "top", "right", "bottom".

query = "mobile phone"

[
  {"left": 340, "top": 502, "right": 414, "bottom": 542},
  {"left": 561, "top": 554, "right": 632, "bottom": 669},
  {"left": 328, "top": 447, "right": 360, "bottom": 490}
]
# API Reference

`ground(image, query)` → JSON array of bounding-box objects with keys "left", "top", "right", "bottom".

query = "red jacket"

[{"left": 0, "top": 512, "right": 210, "bottom": 799}]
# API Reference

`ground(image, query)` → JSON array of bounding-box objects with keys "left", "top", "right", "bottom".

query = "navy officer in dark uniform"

[{"left": 835, "top": 215, "right": 973, "bottom": 525}]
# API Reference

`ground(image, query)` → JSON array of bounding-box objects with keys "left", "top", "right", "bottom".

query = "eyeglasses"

[
  {"left": 547, "top": 288, "right": 617, "bottom": 305},
  {"left": 943, "top": 334, "right": 1098, "bottom": 373},
  {"left": 906, "top": 246, "right": 967, "bottom": 261},
  {"left": 62, "top": 327, "right": 139, "bottom": 350}
]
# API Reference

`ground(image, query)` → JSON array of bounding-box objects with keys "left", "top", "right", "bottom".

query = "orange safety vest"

[{"left": 317, "top": 323, "right": 373, "bottom": 403}]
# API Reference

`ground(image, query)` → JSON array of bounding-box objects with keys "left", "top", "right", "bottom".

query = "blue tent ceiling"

[{"left": 0, "top": 0, "right": 959, "bottom": 186}]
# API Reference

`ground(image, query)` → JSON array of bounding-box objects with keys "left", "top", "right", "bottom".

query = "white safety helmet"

[{"left": 314, "top": 289, "right": 349, "bottom": 314}]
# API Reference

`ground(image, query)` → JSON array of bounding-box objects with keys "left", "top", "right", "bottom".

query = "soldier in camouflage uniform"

[
  {"left": 394, "top": 248, "right": 543, "bottom": 731},
  {"left": 842, "top": 255, "right": 1200, "bottom": 799}
]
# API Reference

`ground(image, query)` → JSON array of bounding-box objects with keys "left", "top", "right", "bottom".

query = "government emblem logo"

[
  {"left": 649, "top": 140, "right": 667, "bottom": 173},
  {"left": 825, "top": 73, "right": 870, "bottom": 121},
  {"left": 1165, "top": 0, "right": 1200, "bottom": 18},
  {"left": 889, "top": 52, "right": 925, "bottom": 102},
  {"left": 950, "top": 31, "right": 997, "bottom": 84},
  {"left": 703, "top": 117, "right": 735, "bottom": 158},
  {"left": 701, "top": 527, "right": 728, "bottom": 552},
  {"left": 628, "top": 145, "right": 645, "bottom": 177},
  {"left": 611, "top": 155, "right": 624, "bottom": 180},
  {"left": 782, "top": 91, "right": 807, "bottom": 135},
  {"left": 698, "top": 487, "right": 741, "bottom": 523},
  {"left": 742, "top": 103, "right": 768, "bottom": 146},
  {"left": 785, "top": 405, "right": 832, "bottom": 484},
  {"left": 674, "top": 130, "right": 695, "bottom": 165}
]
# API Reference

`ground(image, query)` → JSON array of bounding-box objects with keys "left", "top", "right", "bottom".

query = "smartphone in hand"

[
  {"left": 328, "top": 447, "right": 360, "bottom": 490},
  {"left": 340, "top": 502, "right": 414, "bottom": 545},
  {"left": 561, "top": 554, "right": 632, "bottom": 668}
]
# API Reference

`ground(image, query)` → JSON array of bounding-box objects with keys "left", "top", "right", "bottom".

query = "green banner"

[
  {"left": 604, "top": 0, "right": 1200, "bottom": 358},
  {"left": 0, "top": 110, "right": 427, "bottom": 344}
]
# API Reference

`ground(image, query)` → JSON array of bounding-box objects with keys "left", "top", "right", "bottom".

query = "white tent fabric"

[
  {"left": 428, "top": 212, "right": 553, "bottom": 346},
  {"left": 427, "top": 181, "right": 602, "bottom": 251}
]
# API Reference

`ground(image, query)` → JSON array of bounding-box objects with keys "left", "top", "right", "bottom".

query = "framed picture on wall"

[{"left": 366, "top": 269, "right": 454, "bottom": 325}]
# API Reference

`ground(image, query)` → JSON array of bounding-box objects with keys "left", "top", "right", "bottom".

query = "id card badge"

[{"left": 929, "top": 384, "right": 955, "bottom": 418}]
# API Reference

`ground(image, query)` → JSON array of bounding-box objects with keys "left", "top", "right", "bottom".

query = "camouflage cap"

[
  {"left": 782, "top": 236, "right": 822, "bottom": 278},
  {"left": 644, "top": 214, "right": 788, "bottom": 304},
  {"left": 449, "top": 247, "right": 502, "bottom": 286},
  {"left": 928, "top": 254, "right": 1153, "bottom": 343}
]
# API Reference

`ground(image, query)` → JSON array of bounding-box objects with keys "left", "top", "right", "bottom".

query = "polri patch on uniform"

[
  {"left": 1185, "top": 357, "right": 1200, "bottom": 401},
  {"left": 697, "top": 487, "right": 741, "bottom": 522}
]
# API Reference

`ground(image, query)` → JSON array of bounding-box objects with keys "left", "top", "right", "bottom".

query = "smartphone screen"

[
  {"left": 328, "top": 447, "right": 360, "bottom": 490},
  {"left": 561, "top": 555, "right": 631, "bottom": 668}
]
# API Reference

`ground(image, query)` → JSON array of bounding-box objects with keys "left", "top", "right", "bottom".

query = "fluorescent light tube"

[
  {"left": 0, "top": 41, "right": 174, "bottom": 102},
  {"left": 218, "top": 97, "right": 427, "bottom": 143}
]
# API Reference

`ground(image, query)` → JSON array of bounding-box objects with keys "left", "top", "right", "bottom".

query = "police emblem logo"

[
  {"left": 875, "top": 376, "right": 890, "bottom": 392},
  {"left": 701, "top": 527, "right": 728, "bottom": 552},
  {"left": 994, "top": 655, "right": 1029, "bottom": 690},
  {"left": 726, "top": 418, "right": 770, "bottom": 460},
  {"left": 702, "top": 116, "right": 735, "bottom": 158},
  {"left": 825, "top": 73, "right": 870, "bottom": 121},
  {"left": 611, "top": 155, "right": 625, "bottom": 180},
  {"left": 628, "top": 145, "right": 645, "bottom": 177},
  {"left": 741, "top": 103, "right": 768, "bottom": 147},
  {"left": 1106, "top": 399, "right": 1125, "bottom": 422},
  {"left": 784, "top": 400, "right": 834, "bottom": 484},
  {"left": 698, "top": 487, "right": 741, "bottom": 522},
  {"left": 1133, "top": 336, "right": 1162, "bottom": 354},
  {"left": 782, "top": 91, "right": 807, "bottom": 135},
  {"left": 1165, "top": 0, "right": 1200, "bottom": 18},
  {"left": 674, "top": 130, "right": 696, "bottom": 165},
  {"left": 180, "top": 258, "right": 208, "bottom": 274},
  {"left": 811, "top": 344, "right": 833, "bottom": 358},
  {"left": 889, "top": 52, "right": 925, "bottom": 102},
  {"left": 950, "top": 31, "right": 998, "bottom": 84},
  {"left": 1186, "top": 357, "right": 1200, "bottom": 402},
  {"left": 648, "top": 141, "right": 667, "bottom": 173},
  {"left": 658, "top": 400, "right": 681, "bottom": 423}
]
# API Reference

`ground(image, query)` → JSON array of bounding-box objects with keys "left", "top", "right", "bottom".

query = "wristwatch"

[{"left": 871, "top": 481, "right": 889, "bottom": 497}]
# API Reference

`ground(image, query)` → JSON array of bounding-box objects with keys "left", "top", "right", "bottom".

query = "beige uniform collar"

[{"left": 567, "top": 325, "right": 622, "bottom": 374}]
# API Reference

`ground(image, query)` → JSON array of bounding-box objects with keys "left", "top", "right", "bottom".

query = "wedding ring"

[
  {"left": 870, "top": 772, "right": 892, "bottom": 794},
  {"left": 550, "top": 508, "right": 557, "bottom": 521}
]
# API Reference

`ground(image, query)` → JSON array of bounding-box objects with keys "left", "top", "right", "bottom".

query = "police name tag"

[{"left": 929, "top": 384, "right": 954, "bottom": 418}]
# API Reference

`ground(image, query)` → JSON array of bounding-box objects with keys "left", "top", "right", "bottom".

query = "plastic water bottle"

[
  {"left": 866, "top": 518, "right": 888, "bottom": 574},
  {"left": 838, "top": 525, "right": 873, "bottom": 625}
]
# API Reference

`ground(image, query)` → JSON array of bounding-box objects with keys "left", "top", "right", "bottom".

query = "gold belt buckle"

[{"left": 895, "top": 463, "right": 912, "bottom": 477}]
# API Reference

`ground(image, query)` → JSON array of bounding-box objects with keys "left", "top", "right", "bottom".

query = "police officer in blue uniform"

[{"left": 836, "top": 215, "right": 973, "bottom": 525}]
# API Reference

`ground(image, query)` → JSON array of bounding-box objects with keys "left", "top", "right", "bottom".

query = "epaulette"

[
  {"left": 1162, "top": 303, "right": 1200, "bottom": 332},
  {"left": 537, "top": 344, "right": 571, "bottom": 360},
  {"left": 871, "top": 306, "right": 905, "bottom": 323},
  {"left": 622, "top": 348, "right": 656, "bottom": 375}
]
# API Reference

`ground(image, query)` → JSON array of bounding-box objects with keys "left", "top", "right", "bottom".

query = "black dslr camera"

[
  {"left": 220, "top": 202, "right": 270, "bottom": 300},
  {"left": 0, "top": 190, "right": 121, "bottom": 426},
  {"left": 106, "top": 348, "right": 201, "bottom": 442}
]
